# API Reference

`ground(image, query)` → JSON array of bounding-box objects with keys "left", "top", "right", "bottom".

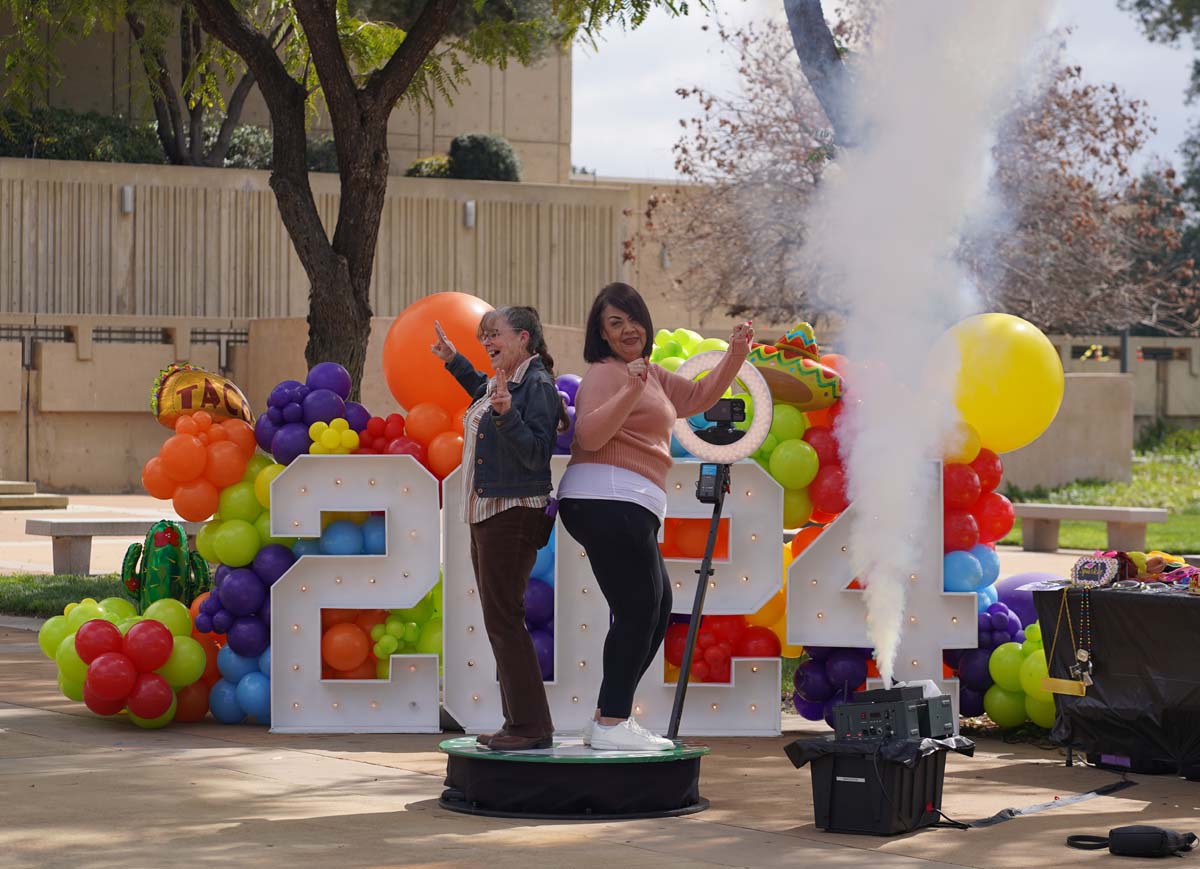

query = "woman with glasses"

[{"left": 431, "top": 306, "right": 568, "bottom": 751}]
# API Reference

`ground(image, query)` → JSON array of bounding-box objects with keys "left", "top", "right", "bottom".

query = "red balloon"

[
  {"left": 973, "top": 492, "right": 1015, "bottom": 544},
  {"left": 86, "top": 651, "right": 138, "bottom": 702},
  {"left": 124, "top": 619, "right": 175, "bottom": 672},
  {"left": 696, "top": 625, "right": 718, "bottom": 650},
  {"left": 943, "top": 463, "right": 982, "bottom": 510},
  {"left": 943, "top": 509, "right": 980, "bottom": 552},
  {"left": 809, "top": 464, "right": 849, "bottom": 515},
  {"left": 174, "top": 680, "right": 210, "bottom": 722},
  {"left": 802, "top": 426, "right": 840, "bottom": 467},
  {"left": 734, "top": 625, "right": 782, "bottom": 658},
  {"left": 970, "top": 448, "right": 1004, "bottom": 493},
  {"left": 702, "top": 644, "right": 731, "bottom": 669},
  {"left": 703, "top": 615, "right": 746, "bottom": 647},
  {"left": 664, "top": 623, "right": 689, "bottom": 667},
  {"left": 74, "top": 618, "right": 123, "bottom": 664},
  {"left": 689, "top": 658, "right": 711, "bottom": 681},
  {"left": 706, "top": 658, "right": 732, "bottom": 683},
  {"left": 383, "top": 413, "right": 406, "bottom": 441},
  {"left": 385, "top": 436, "right": 427, "bottom": 467},
  {"left": 126, "top": 672, "right": 173, "bottom": 719},
  {"left": 83, "top": 680, "right": 126, "bottom": 716}
]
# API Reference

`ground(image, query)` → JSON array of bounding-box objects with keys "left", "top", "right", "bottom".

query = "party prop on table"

[
  {"left": 745, "top": 323, "right": 844, "bottom": 411},
  {"left": 121, "top": 520, "right": 211, "bottom": 613},
  {"left": 151, "top": 363, "right": 253, "bottom": 429}
]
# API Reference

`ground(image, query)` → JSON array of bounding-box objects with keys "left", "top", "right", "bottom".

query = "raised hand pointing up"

[{"left": 430, "top": 320, "right": 457, "bottom": 362}]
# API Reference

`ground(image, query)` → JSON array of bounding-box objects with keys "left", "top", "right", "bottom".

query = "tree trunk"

[{"left": 782, "top": 0, "right": 855, "bottom": 146}]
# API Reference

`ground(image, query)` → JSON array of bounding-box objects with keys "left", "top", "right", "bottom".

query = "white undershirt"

[{"left": 557, "top": 462, "right": 667, "bottom": 521}]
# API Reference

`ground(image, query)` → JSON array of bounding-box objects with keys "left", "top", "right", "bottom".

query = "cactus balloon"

[{"left": 121, "top": 520, "right": 211, "bottom": 614}]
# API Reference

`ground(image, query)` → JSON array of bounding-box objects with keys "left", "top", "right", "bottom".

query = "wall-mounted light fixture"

[
  {"left": 463, "top": 200, "right": 476, "bottom": 229},
  {"left": 119, "top": 185, "right": 135, "bottom": 215}
]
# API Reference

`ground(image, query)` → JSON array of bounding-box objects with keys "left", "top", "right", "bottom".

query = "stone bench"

[
  {"left": 24, "top": 518, "right": 204, "bottom": 576},
  {"left": 1011, "top": 503, "right": 1168, "bottom": 553}
]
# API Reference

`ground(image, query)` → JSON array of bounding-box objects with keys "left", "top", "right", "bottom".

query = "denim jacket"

[{"left": 446, "top": 352, "right": 558, "bottom": 498}]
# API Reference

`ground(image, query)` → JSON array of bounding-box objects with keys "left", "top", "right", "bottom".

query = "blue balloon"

[
  {"left": 362, "top": 515, "right": 386, "bottom": 555},
  {"left": 217, "top": 644, "right": 260, "bottom": 684},
  {"left": 236, "top": 671, "right": 272, "bottom": 723},
  {"left": 975, "top": 584, "right": 998, "bottom": 612},
  {"left": 209, "top": 679, "right": 246, "bottom": 724},
  {"left": 258, "top": 646, "right": 271, "bottom": 676},
  {"left": 292, "top": 538, "right": 321, "bottom": 558},
  {"left": 688, "top": 412, "right": 708, "bottom": 430},
  {"left": 943, "top": 550, "right": 984, "bottom": 592},
  {"left": 530, "top": 529, "right": 555, "bottom": 586},
  {"left": 970, "top": 544, "right": 1001, "bottom": 587},
  {"left": 320, "top": 520, "right": 364, "bottom": 556},
  {"left": 670, "top": 434, "right": 692, "bottom": 458}
]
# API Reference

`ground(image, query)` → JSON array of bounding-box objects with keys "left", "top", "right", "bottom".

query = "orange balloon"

[
  {"left": 820, "top": 353, "right": 849, "bottom": 377},
  {"left": 321, "top": 608, "right": 360, "bottom": 631},
  {"left": 674, "top": 519, "right": 710, "bottom": 559},
  {"left": 381, "top": 292, "right": 494, "bottom": 415},
  {"left": 206, "top": 424, "right": 228, "bottom": 442},
  {"left": 204, "top": 440, "right": 248, "bottom": 489},
  {"left": 866, "top": 658, "right": 880, "bottom": 678},
  {"left": 195, "top": 635, "right": 221, "bottom": 684},
  {"left": 192, "top": 411, "right": 214, "bottom": 431},
  {"left": 189, "top": 592, "right": 209, "bottom": 622},
  {"left": 452, "top": 412, "right": 465, "bottom": 435},
  {"left": 175, "top": 416, "right": 199, "bottom": 436},
  {"left": 427, "top": 431, "right": 464, "bottom": 479},
  {"left": 789, "top": 525, "right": 824, "bottom": 557},
  {"left": 405, "top": 402, "right": 453, "bottom": 448},
  {"left": 331, "top": 655, "right": 379, "bottom": 680},
  {"left": 321, "top": 623, "right": 369, "bottom": 672},
  {"left": 810, "top": 509, "right": 840, "bottom": 524},
  {"left": 141, "top": 456, "right": 175, "bottom": 500},
  {"left": 172, "top": 478, "right": 219, "bottom": 522},
  {"left": 160, "top": 433, "right": 207, "bottom": 482},
  {"left": 174, "top": 680, "right": 210, "bottom": 722},
  {"left": 222, "top": 418, "right": 257, "bottom": 458},
  {"left": 354, "top": 609, "right": 388, "bottom": 633}
]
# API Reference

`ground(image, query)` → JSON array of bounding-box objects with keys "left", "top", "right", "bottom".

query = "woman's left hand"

[
  {"left": 730, "top": 320, "right": 754, "bottom": 352},
  {"left": 490, "top": 370, "right": 512, "bottom": 415}
]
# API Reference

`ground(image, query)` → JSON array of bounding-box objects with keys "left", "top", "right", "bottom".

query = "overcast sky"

[{"left": 571, "top": 0, "right": 1197, "bottom": 179}]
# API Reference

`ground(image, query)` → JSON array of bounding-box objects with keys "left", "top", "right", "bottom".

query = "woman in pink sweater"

[{"left": 558, "top": 282, "right": 753, "bottom": 751}]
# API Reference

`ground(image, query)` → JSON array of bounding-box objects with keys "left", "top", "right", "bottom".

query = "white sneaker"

[
  {"left": 590, "top": 718, "right": 675, "bottom": 751},
  {"left": 581, "top": 718, "right": 595, "bottom": 745}
]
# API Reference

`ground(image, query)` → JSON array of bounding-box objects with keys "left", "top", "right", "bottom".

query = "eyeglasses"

[{"left": 480, "top": 330, "right": 512, "bottom": 342}]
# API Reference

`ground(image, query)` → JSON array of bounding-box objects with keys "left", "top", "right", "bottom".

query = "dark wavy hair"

[
  {"left": 479, "top": 305, "right": 570, "bottom": 431},
  {"left": 582, "top": 282, "right": 654, "bottom": 363}
]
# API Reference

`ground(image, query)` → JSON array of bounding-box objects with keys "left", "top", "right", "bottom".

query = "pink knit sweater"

[{"left": 569, "top": 348, "right": 749, "bottom": 490}]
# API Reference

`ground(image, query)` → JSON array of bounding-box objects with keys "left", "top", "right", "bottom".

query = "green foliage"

[
  {"left": 306, "top": 135, "right": 340, "bottom": 173},
  {"left": 404, "top": 155, "right": 451, "bottom": 177},
  {"left": 448, "top": 132, "right": 522, "bottom": 181},
  {"left": 220, "top": 124, "right": 338, "bottom": 172},
  {"left": 1135, "top": 416, "right": 1177, "bottom": 452},
  {"left": 0, "top": 107, "right": 164, "bottom": 164},
  {"left": 0, "top": 573, "right": 124, "bottom": 619}
]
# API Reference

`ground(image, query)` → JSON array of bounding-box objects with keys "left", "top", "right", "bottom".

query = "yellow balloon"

[
  {"left": 664, "top": 663, "right": 681, "bottom": 684},
  {"left": 254, "top": 463, "right": 286, "bottom": 508},
  {"left": 942, "top": 421, "right": 981, "bottom": 464},
  {"left": 770, "top": 615, "right": 804, "bottom": 658},
  {"left": 945, "top": 313, "right": 1064, "bottom": 454},
  {"left": 747, "top": 587, "right": 786, "bottom": 627}
]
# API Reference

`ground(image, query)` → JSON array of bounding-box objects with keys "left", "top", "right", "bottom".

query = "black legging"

[{"left": 559, "top": 497, "right": 672, "bottom": 719}]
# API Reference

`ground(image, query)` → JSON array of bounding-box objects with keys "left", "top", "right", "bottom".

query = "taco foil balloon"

[
  {"left": 747, "top": 322, "right": 843, "bottom": 410},
  {"left": 152, "top": 364, "right": 253, "bottom": 428}
]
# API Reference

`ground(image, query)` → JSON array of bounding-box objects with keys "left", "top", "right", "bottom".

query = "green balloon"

[
  {"left": 38, "top": 615, "right": 71, "bottom": 659},
  {"left": 654, "top": 328, "right": 672, "bottom": 347},
  {"left": 430, "top": 581, "right": 443, "bottom": 616},
  {"left": 98, "top": 597, "right": 137, "bottom": 621},
  {"left": 783, "top": 488, "right": 814, "bottom": 529},
  {"left": 671, "top": 328, "right": 702, "bottom": 352},
  {"left": 983, "top": 684, "right": 1028, "bottom": 728},
  {"left": 218, "top": 481, "right": 262, "bottom": 523},
  {"left": 1019, "top": 638, "right": 1042, "bottom": 658},
  {"left": 254, "top": 511, "right": 296, "bottom": 548},
  {"left": 1025, "top": 694, "right": 1056, "bottom": 729},
  {"left": 660, "top": 339, "right": 685, "bottom": 359},
  {"left": 118, "top": 617, "right": 144, "bottom": 635},
  {"left": 769, "top": 404, "right": 808, "bottom": 443},
  {"left": 196, "top": 521, "right": 222, "bottom": 564},
  {"left": 55, "top": 633, "right": 88, "bottom": 683},
  {"left": 658, "top": 356, "right": 685, "bottom": 372},
  {"left": 243, "top": 453, "right": 273, "bottom": 483},
  {"left": 66, "top": 602, "right": 103, "bottom": 633},
  {"left": 754, "top": 432, "right": 779, "bottom": 461},
  {"left": 1024, "top": 622, "right": 1043, "bottom": 644},
  {"left": 1019, "top": 651, "right": 1051, "bottom": 702},
  {"left": 375, "top": 659, "right": 391, "bottom": 679},
  {"left": 156, "top": 636, "right": 207, "bottom": 688},
  {"left": 385, "top": 617, "right": 406, "bottom": 639},
  {"left": 212, "top": 519, "right": 261, "bottom": 567},
  {"left": 144, "top": 598, "right": 193, "bottom": 637},
  {"left": 693, "top": 337, "right": 729, "bottom": 354},
  {"left": 59, "top": 674, "right": 85, "bottom": 702},
  {"left": 769, "top": 439, "right": 820, "bottom": 490},
  {"left": 402, "top": 622, "right": 420, "bottom": 645},
  {"left": 375, "top": 634, "right": 399, "bottom": 656},
  {"left": 370, "top": 624, "right": 386, "bottom": 642},
  {"left": 395, "top": 596, "right": 437, "bottom": 626},
  {"left": 130, "top": 695, "right": 177, "bottom": 729},
  {"left": 988, "top": 642, "right": 1026, "bottom": 692},
  {"left": 415, "top": 618, "right": 443, "bottom": 656}
]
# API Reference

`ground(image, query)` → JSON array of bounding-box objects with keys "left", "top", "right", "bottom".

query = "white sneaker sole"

[{"left": 590, "top": 736, "right": 674, "bottom": 752}]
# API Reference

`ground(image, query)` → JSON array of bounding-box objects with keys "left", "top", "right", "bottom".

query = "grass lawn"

[
  {"left": 999, "top": 514, "right": 1200, "bottom": 554},
  {"left": 0, "top": 574, "right": 123, "bottom": 619}
]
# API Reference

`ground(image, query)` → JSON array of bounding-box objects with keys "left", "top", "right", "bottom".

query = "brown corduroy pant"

[{"left": 469, "top": 506, "right": 554, "bottom": 738}]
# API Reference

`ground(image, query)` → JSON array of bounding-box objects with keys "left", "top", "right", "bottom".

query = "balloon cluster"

[
  {"left": 662, "top": 616, "right": 783, "bottom": 684},
  {"left": 309, "top": 419, "right": 361, "bottom": 454},
  {"left": 981, "top": 624, "right": 1052, "bottom": 729},
  {"left": 552, "top": 375, "right": 581, "bottom": 455},
  {"left": 319, "top": 584, "right": 444, "bottom": 680},
  {"left": 944, "top": 600, "right": 1027, "bottom": 717},
  {"left": 37, "top": 597, "right": 215, "bottom": 728},
  {"left": 526, "top": 528, "right": 556, "bottom": 678},
  {"left": 195, "top": 545, "right": 295, "bottom": 658},
  {"left": 650, "top": 326, "right": 735, "bottom": 372},
  {"left": 791, "top": 646, "right": 872, "bottom": 726},
  {"left": 194, "top": 456, "right": 289, "bottom": 568},
  {"left": 354, "top": 410, "right": 464, "bottom": 480},
  {"left": 141, "top": 410, "right": 258, "bottom": 521},
  {"left": 208, "top": 645, "right": 272, "bottom": 724},
  {"left": 255, "top": 362, "right": 369, "bottom": 466}
]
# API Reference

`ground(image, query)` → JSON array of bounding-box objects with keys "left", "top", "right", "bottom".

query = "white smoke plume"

[{"left": 806, "top": 1, "right": 1057, "bottom": 684}]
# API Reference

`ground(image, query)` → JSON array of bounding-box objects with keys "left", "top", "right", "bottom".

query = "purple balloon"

[
  {"left": 555, "top": 374, "right": 581, "bottom": 404},
  {"left": 302, "top": 388, "right": 345, "bottom": 425},
  {"left": 987, "top": 602, "right": 1009, "bottom": 616},
  {"left": 523, "top": 578, "right": 554, "bottom": 628},
  {"left": 269, "top": 379, "right": 304, "bottom": 408},
  {"left": 793, "top": 658, "right": 835, "bottom": 702},
  {"left": 296, "top": 385, "right": 310, "bottom": 400},
  {"left": 226, "top": 614, "right": 270, "bottom": 658},
  {"left": 255, "top": 415, "right": 281, "bottom": 452},
  {"left": 252, "top": 543, "right": 296, "bottom": 586},
  {"left": 1014, "top": 629, "right": 1025, "bottom": 644},
  {"left": 306, "top": 362, "right": 352, "bottom": 399},
  {"left": 259, "top": 596, "right": 270, "bottom": 626},
  {"left": 794, "top": 692, "right": 826, "bottom": 721},
  {"left": 199, "top": 594, "right": 222, "bottom": 617},
  {"left": 194, "top": 612, "right": 213, "bottom": 633},
  {"left": 977, "top": 613, "right": 992, "bottom": 632},
  {"left": 557, "top": 390, "right": 572, "bottom": 408},
  {"left": 823, "top": 689, "right": 854, "bottom": 728},
  {"left": 266, "top": 406, "right": 284, "bottom": 425},
  {"left": 555, "top": 406, "right": 576, "bottom": 452},
  {"left": 959, "top": 686, "right": 985, "bottom": 717},
  {"left": 958, "top": 648, "right": 993, "bottom": 691},
  {"left": 978, "top": 629, "right": 993, "bottom": 649},
  {"left": 669, "top": 613, "right": 691, "bottom": 625},
  {"left": 530, "top": 628, "right": 554, "bottom": 680},
  {"left": 824, "top": 649, "right": 868, "bottom": 690},
  {"left": 271, "top": 422, "right": 312, "bottom": 465},
  {"left": 282, "top": 401, "right": 304, "bottom": 423},
  {"left": 943, "top": 648, "right": 964, "bottom": 669},
  {"left": 806, "top": 646, "right": 833, "bottom": 662},
  {"left": 343, "top": 401, "right": 371, "bottom": 433},
  {"left": 212, "top": 609, "right": 234, "bottom": 634},
  {"left": 213, "top": 564, "right": 231, "bottom": 587},
  {"left": 220, "top": 568, "right": 266, "bottom": 616},
  {"left": 993, "top": 572, "right": 1048, "bottom": 628},
  {"left": 992, "top": 630, "right": 1012, "bottom": 647},
  {"left": 1006, "top": 614, "right": 1021, "bottom": 636},
  {"left": 989, "top": 610, "right": 1010, "bottom": 630}
]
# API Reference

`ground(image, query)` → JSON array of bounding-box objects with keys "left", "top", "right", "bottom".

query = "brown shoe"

[
  {"left": 487, "top": 733, "right": 553, "bottom": 751},
  {"left": 476, "top": 729, "right": 508, "bottom": 747}
]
